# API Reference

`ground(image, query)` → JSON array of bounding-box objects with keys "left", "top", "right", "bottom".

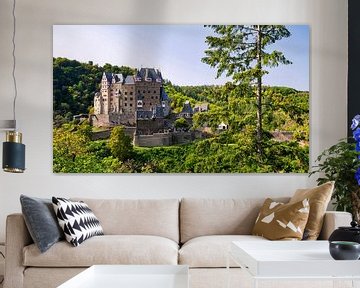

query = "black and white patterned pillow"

[{"left": 52, "top": 197, "right": 104, "bottom": 247}]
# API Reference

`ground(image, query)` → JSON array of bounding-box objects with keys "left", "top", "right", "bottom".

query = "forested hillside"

[
  {"left": 53, "top": 57, "right": 309, "bottom": 173},
  {"left": 53, "top": 57, "right": 134, "bottom": 127}
]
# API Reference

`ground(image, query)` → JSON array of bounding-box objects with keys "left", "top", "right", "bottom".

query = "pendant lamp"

[{"left": 1, "top": 0, "right": 25, "bottom": 173}]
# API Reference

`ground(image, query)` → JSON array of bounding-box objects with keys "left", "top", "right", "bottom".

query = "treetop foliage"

[{"left": 202, "top": 25, "right": 292, "bottom": 84}]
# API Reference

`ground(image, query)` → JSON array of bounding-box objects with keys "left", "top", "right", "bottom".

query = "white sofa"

[{"left": 4, "top": 198, "right": 352, "bottom": 288}]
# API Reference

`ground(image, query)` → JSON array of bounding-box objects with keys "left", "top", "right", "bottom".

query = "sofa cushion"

[
  {"left": 180, "top": 198, "right": 289, "bottom": 243},
  {"left": 20, "top": 195, "right": 64, "bottom": 253},
  {"left": 52, "top": 197, "right": 104, "bottom": 247},
  {"left": 290, "top": 181, "right": 334, "bottom": 240},
  {"left": 23, "top": 235, "right": 178, "bottom": 267},
  {"left": 252, "top": 198, "right": 310, "bottom": 240},
  {"left": 179, "top": 235, "right": 267, "bottom": 268},
  {"left": 72, "top": 198, "right": 179, "bottom": 243}
]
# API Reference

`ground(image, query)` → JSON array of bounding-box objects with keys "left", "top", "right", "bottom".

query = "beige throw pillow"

[
  {"left": 289, "top": 181, "right": 334, "bottom": 240},
  {"left": 252, "top": 198, "right": 310, "bottom": 240}
]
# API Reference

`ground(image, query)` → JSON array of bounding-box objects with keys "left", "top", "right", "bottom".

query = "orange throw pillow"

[{"left": 252, "top": 198, "right": 310, "bottom": 240}]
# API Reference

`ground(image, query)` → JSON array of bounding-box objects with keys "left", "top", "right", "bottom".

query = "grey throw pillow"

[{"left": 20, "top": 195, "right": 64, "bottom": 253}]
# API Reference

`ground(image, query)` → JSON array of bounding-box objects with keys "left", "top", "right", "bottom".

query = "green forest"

[
  {"left": 53, "top": 57, "right": 309, "bottom": 173},
  {"left": 53, "top": 25, "right": 309, "bottom": 173}
]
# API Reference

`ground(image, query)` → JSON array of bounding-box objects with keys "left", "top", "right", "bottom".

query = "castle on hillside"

[{"left": 91, "top": 68, "right": 171, "bottom": 127}]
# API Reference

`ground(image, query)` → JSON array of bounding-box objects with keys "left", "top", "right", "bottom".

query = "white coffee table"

[
  {"left": 57, "top": 265, "right": 189, "bottom": 288},
  {"left": 229, "top": 241, "right": 360, "bottom": 287}
]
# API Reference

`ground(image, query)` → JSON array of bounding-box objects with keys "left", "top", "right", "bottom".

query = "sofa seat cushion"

[
  {"left": 180, "top": 198, "right": 289, "bottom": 243},
  {"left": 179, "top": 235, "right": 267, "bottom": 268},
  {"left": 23, "top": 235, "right": 178, "bottom": 267},
  {"left": 72, "top": 198, "right": 180, "bottom": 243}
]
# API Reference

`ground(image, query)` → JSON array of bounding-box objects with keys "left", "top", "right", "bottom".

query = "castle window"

[
  {"left": 130, "top": 103, "right": 133, "bottom": 107},
  {"left": 138, "top": 90, "right": 140, "bottom": 93},
  {"left": 154, "top": 90, "right": 156, "bottom": 93},
  {"left": 143, "top": 90, "right": 146, "bottom": 93},
  {"left": 125, "top": 92, "right": 127, "bottom": 95},
  {"left": 151, "top": 96, "right": 154, "bottom": 99},
  {"left": 130, "top": 97, "right": 133, "bottom": 101},
  {"left": 148, "top": 90, "right": 150, "bottom": 93},
  {"left": 125, "top": 103, "right": 127, "bottom": 106},
  {"left": 150, "top": 103, "right": 152, "bottom": 106},
  {"left": 130, "top": 92, "right": 133, "bottom": 95}
]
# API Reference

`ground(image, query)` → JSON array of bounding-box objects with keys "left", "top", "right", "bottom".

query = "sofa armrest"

[
  {"left": 4, "top": 213, "right": 33, "bottom": 288},
  {"left": 318, "top": 211, "right": 352, "bottom": 240}
]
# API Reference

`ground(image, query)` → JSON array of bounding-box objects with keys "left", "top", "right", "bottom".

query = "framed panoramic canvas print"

[{"left": 53, "top": 24, "right": 309, "bottom": 173}]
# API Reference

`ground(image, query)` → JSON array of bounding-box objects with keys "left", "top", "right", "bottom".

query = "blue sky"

[{"left": 53, "top": 25, "right": 309, "bottom": 91}]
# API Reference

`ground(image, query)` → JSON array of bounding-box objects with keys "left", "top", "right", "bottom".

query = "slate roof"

[
  {"left": 124, "top": 75, "right": 135, "bottom": 85},
  {"left": 136, "top": 105, "right": 165, "bottom": 120},
  {"left": 113, "top": 74, "right": 124, "bottom": 83},
  {"left": 153, "top": 105, "right": 164, "bottom": 118},
  {"left": 103, "top": 68, "right": 163, "bottom": 84},
  {"left": 136, "top": 110, "right": 153, "bottom": 120},
  {"left": 136, "top": 68, "right": 162, "bottom": 83},
  {"left": 160, "top": 88, "right": 170, "bottom": 101},
  {"left": 181, "top": 101, "right": 193, "bottom": 114},
  {"left": 103, "top": 72, "right": 113, "bottom": 82}
]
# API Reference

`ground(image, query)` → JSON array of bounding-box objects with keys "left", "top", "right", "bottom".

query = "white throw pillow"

[{"left": 52, "top": 197, "right": 103, "bottom": 247}]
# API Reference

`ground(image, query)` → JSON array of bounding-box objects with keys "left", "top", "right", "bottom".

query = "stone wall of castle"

[
  {"left": 91, "top": 127, "right": 136, "bottom": 141},
  {"left": 90, "top": 129, "right": 199, "bottom": 147},
  {"left": 136, "top": 118, "right": 167, "bottom": 135},
  {"left": 134, "top": 133, "right": 172, "bottom": 147},
  {"left": 172, "top": 131, "right": 195, "bottom": 144},
  {"left": 134, "top": 131, "right": 198, "bottom": 147},
  {"left": 136, "top": 82, "right": 162, "bottom": 111},
  {"left": 90, "top": 113, "right": 136, "bottom": 128}
]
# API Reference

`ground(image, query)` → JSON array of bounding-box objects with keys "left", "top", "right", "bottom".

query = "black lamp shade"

[{"left": 2, "top": 141, "right": 25, "bottom": 173}]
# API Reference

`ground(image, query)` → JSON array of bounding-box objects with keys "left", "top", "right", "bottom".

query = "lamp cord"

[
  {"left": 0, "top": 251, "right": 3, "bottom": 284},
  {"left": 11, "top": 0, "right": 17, "bottom": 129}
]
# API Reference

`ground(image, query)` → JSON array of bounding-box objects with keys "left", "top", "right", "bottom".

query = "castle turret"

[
  {"left": 101, "top": 72, "right": 112, "bottom": 114},
  {"left": 94, "top": 92, "right": 103, "bottom": 114}
]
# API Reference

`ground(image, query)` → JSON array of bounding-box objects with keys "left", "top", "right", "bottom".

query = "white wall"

[{"left": 0, "top": 0, "right": 347, "bottom": 242}]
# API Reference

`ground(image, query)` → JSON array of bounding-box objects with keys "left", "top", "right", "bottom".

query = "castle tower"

[
  {"left": 94, "top": 92, "right": 103, "bottom": 114},
  {"left": 109, "top": 74, "right": 123, "bottom": 114},
  {"left": 100, "top": 72, "right": 112, "bottom": 115},
  {"left": 135, "top": 68, "right": 162, "bottom": 112}
]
